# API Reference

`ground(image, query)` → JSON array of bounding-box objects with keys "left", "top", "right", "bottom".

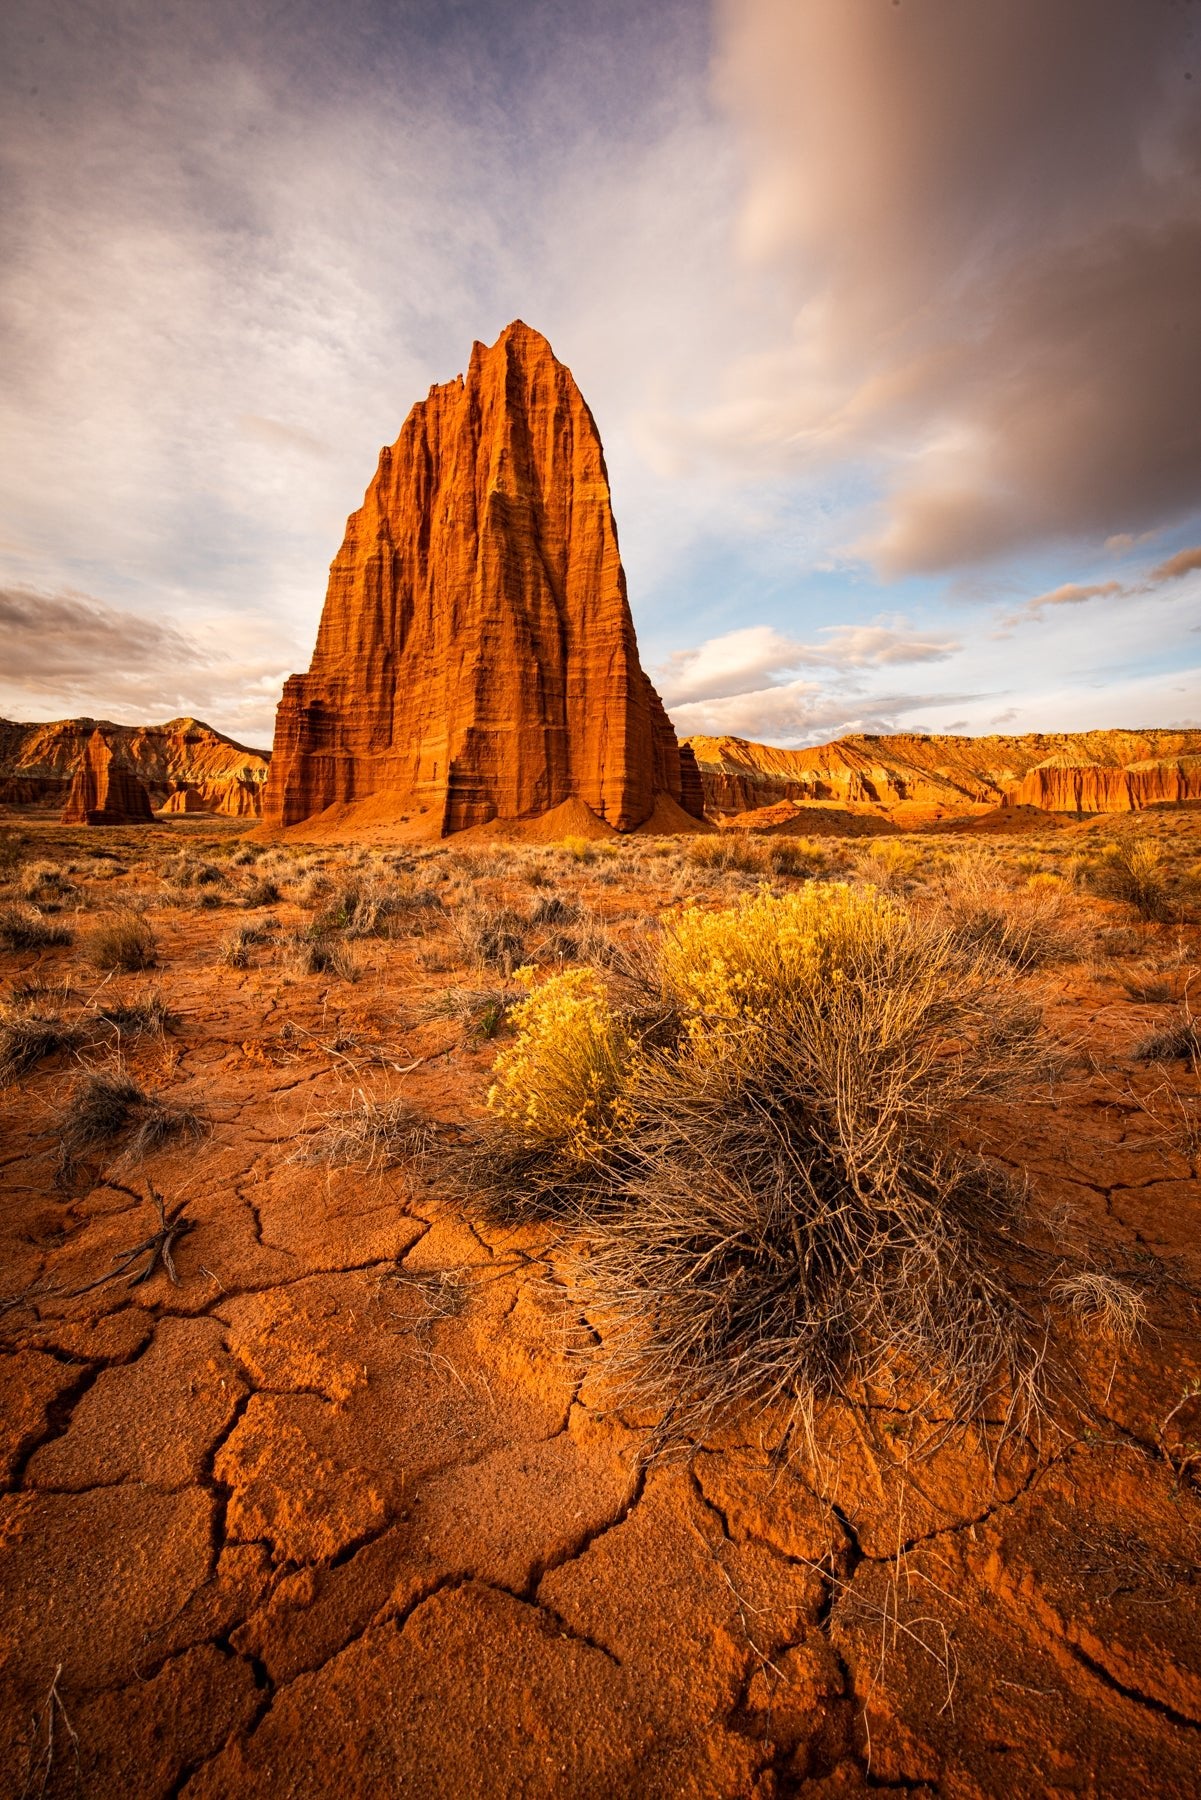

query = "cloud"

[
  {"left": 0, "top": 585, "right": 287, "bottom": 743},
  {"left": 1000, "top": 540, "right": 1201, "bottom": 627},
  {"left": 712, "top": 0, "right": 1201, "bottom": 572},
  {"left": 1150, "top": 546, "right": 1201, "bottom": 583},
  {"left": 657, "top": 620, "right": 959, "bottom": 705},
  {"left": 1003, "top": 580, "right": 1124, "bottom": 626},
  {"left": 656, "top": 625, "right": 800, "bottom": 705},
  {"left": 0, "top": 587, "right": 196, "bottom": 684},
  {"left": 813, "top": 625, "right": 961, "bottom": 668},
  {"left": 667, "top": 679, "right": 975, "bottom": 747}
]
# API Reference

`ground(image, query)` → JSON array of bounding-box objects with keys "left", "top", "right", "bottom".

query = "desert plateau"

[{"left": 2, "top": 2, "right": 1200, "bottom": 1795}]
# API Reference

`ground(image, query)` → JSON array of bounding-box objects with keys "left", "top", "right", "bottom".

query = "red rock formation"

[
  {"left": 0, "top": 717, "right": 269, "bottom": 816},
  {"left": 61, "top": 730, "right": 155, "bottom": 826},
  {"left": 162, "top": 786, "right": 211, "bottom": 815},
  {"left": 1007, "top": 757, "right": 1201, "bottom": 812},
  {"left": 262, "top": 321, "right": 700, "bottom": 837},
  {"left": 685, "top": 730, "right": 1201, "bottom": 819}
]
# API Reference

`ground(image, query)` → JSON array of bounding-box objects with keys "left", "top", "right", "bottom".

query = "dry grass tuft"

[
  {"left": 0, "top": 985, "right": 175, "bottom": 1085},
  {"left": 1134, "top": 1003, "right": 1201, "bottom": 1064},
  {"left": 855, "top": 838, "right": 928, "bottom": 892},
  {"left": 286, "top": 929, "right": 360, "bottom": 980},
  {"left": 1119, "top": 966, "right": 1176, "bottom": 1004},
  {"left": 458, "top": 901, "right": 531, "bottom": 975},
  {"left": 295, "top": 1091, "right": 433, "bottom": 1170},
  {"left": 18, "top": 862, "right": 78, "bottom": 906},
  {"left": 0, "top": 905, "right": 74, "bottom": 951},
  {"left": 1051, "top": 1270, "right": 1148, "bottom": 1345},
  {"left": 57, "top": 1066, "right": 206, "bottom": 1183},
  {"left": 164, "top": 854, "right": 226, "bottom": 891},
  {"left": 1088, "top": 838, "right": 1177, "bottom": 923},
  {"left": 529, "top": 892, "right": 581, "bottom": 927},
  {"left": 427, "top": 983, "right": 518, "bottom": 1041},
  {"left": 242, "top": 876, "right": 281, "bottom": 908},
  {"left": 313, "top": 869, "right": 442, "bottom": 938},
  {"left": 92, "top": 993, "right": 176, "bottom": 1040},
  {"left": 88, "top": 912, "right": 158, "bottom": 972},
  {"left": 682, "top": 832, "right": 825, "bottom": 881},
  {"left": 219, "top": 918, "right": 279, "bottom": 967},
  {"left": 0, "top": 1009, "right": 86, "bottom": 1085}
]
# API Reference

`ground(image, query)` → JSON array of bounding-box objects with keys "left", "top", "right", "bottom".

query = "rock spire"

[
  {"left": 262, "top": 321, "right": 701, "bottom": 835},
  {"left": 61, "top": 729, "right": 155, "bottom": 826}
]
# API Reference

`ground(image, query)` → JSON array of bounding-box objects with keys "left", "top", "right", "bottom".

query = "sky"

[{"left": 1, "top": 0, "right": 1199, "bottom": 751}]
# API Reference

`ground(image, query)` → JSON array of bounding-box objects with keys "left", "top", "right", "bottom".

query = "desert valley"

[
  {"left": 0, "top": 315, "right": 1198, "bottom": 1798},
  {"left": 3, "top": 3, "right": 1201, "bottom": 1794}
]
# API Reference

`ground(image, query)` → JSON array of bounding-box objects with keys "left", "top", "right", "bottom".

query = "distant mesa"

[
  {"left": 0, "top": 717, "right": 270, "bottom": 817},
  {"left": 687, "top": 730, "right": 1201, "bottom": 826},
  {"left": 261, "top": 319, "right": 706, "bottom": 840},
  {"left": 60, "top": 728, "right": 154, "bottom": 827}
]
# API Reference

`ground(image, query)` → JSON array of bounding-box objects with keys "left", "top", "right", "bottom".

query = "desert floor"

[{"left": 0, "top": 810, "right": 1199, "bottom": 1798}]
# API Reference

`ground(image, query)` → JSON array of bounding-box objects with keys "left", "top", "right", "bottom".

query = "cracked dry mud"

[{"left": 1, "top": 820, "right": 1200, "bottom": 1798}]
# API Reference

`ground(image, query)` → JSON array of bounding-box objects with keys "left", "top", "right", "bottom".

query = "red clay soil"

[{"left": 0, "top": 816, "right": 1199, "bottom": 1798}]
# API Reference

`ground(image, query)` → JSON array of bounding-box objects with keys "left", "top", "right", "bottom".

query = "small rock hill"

[
  {"left": 262, "top": 320, "right": 702, "bottom": 838},
  {"left": 0, "top": 717, "right": 270, "bottom": 816},
  {"left": 686, "top": 729, "right": 1201, "bottom": 819}
]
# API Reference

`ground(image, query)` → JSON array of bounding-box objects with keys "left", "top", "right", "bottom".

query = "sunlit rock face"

[
  {"left": 262, "top": 320, "right": 699, "bottom": 836},
  {"left": 686, "top": 730, "right": 1201, "bottom": 818},
  {"left": 61, "top": 729, "right": 155, "bottom": 826}
]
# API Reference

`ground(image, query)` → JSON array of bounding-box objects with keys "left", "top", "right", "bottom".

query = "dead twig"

[
  {"left": 21, "top": 1663, "right": 81, "bottom": 1799},
  {"left": 59, "top": 1186, "right": 193, "bottom": 1298}
]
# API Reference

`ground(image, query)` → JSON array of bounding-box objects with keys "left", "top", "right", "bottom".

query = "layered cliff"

[
  {"left": 61, "top": 729, "right": 155, "bottom": 826},
  {"left": 686, "top": 730, "right": 1201, "bottom": 818},
  {"left": 262, "top": 320, "right": 699, "bottom": 837},
  {"left": 0, "top": 717, "right": 270, "bottom": 815}
]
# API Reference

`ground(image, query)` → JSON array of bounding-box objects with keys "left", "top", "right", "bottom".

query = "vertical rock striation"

[
  {"left": 61, "top": 730, "right": 155, "bottom": 826},
  {"left": 263, "top": 321, "right": 699, "bottom": 835}
]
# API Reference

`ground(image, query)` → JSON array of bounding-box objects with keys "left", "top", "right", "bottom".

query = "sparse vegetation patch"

[
  {"left": 0, "top": 905, "right": 74, "bottom": 951},
  {"left": 57, "top": 1065, "right": 206, "bottom": 1183}
]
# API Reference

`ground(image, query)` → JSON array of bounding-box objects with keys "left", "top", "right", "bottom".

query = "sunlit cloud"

[
  {"left": 709, "top": 0, "right": 1201, "bottom": 574},
  {"left": 1151, "top": 546, "right": 1201, "bottom": 584},
  {"left": 657, "top": 620, "right": 960, "bottom": 707}
]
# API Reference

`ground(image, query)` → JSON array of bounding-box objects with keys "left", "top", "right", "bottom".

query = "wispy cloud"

[
  {"left": 658, "top": 618, "right": 965, "bottom": 743},
  {"left": 1001, "top": 580, "right": 1124, "bottom": 627},
  {"left": 999, "top": 542, "right": 1201, "bottom": 629},
  {"left": 1151, "top": 546, "right": 1201, "bottom": 584}
]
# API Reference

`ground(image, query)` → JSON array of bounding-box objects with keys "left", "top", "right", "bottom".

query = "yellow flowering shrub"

[
  {"left": 486, "top": 968, "right": 631, "bottom": 1165},
  {"left": 658, "top": 883, "right": 904, "bottom": 1048}
]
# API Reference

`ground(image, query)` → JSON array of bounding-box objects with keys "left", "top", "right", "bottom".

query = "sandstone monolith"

[
  {"left": 262, "top": 321, "right": 701, "bottom": 835},
  {"left": 61, "top": 730, "right": 155, "bottom": 826}
]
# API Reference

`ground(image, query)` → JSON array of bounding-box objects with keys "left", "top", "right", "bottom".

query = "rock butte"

[
  {"left": 687, "top": 729, "right": 1201, "bottom": 822},
  {"left": 60, "top": 728, "right": 155, "bottom": 827},
  {"left": 0, "top": 717, "right": 269, "bottom": 817},
  {"left": 261, "top": 320, "right": 704, "bottom": 840}
]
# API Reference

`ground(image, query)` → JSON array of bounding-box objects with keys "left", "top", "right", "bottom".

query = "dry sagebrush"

[{"left": 460, "top": 882, "right": 1058, "bottom": 1447}]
